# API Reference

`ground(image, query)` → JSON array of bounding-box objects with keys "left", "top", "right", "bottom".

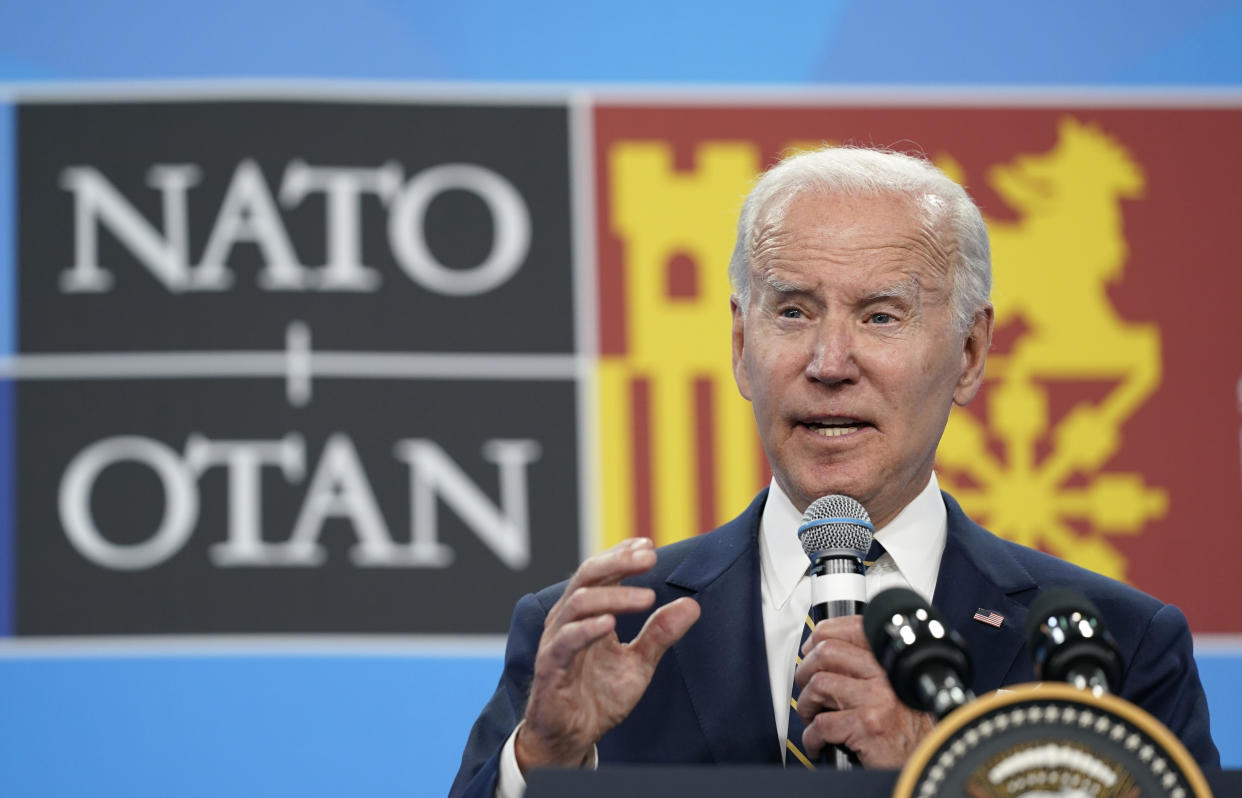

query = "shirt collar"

[
  {"left": 758, "top": 479, "right": 808, "bottom": 612},
  {"left": 758, "top": 473, "right": 948, "bottom": 607},
  {"left": 870, "top": 471, "right": 947, "bottom": 603}
]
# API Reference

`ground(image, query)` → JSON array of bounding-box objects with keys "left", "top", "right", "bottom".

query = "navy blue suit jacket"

[{"left": 449, "top": 490, "right": 1219, "bottom": 797}]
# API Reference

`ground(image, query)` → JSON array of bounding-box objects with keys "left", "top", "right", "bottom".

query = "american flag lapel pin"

[{"left": 972, "top": 608, "right": 1005, "bottom": 628}]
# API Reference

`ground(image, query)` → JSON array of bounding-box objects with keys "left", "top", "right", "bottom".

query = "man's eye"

[
  {"left": 780, "top": 307, "right": 804, "bottom": 319},
  {"left": 869, "top": 312, "right": 895, "bottom": 324}
]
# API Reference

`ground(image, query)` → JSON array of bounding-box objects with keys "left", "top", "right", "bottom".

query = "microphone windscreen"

[
  {"left": 863, "top": 586, "right": 973, "bottom": 715},
  {"left": 1025, "top": 587, "right": 1104, "bottom": 650},
  {"left": 798, "top": 495, "right": 872, "bottom": 559},
  {"left": 863, "top": 586, "right": 928, "bottom": 656}
]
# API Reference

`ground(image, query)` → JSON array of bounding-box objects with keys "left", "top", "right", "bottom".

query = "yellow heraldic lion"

[{"left": 936, "top": 117, "right": 1167, "bottom": 580}]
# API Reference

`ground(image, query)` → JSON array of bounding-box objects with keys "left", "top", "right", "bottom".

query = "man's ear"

[
  {"left": 953, "top": 303, "right": 994, "bottom": 406},
  {"left": 731, "top": 296, "right": 752, "bottom": 401}
]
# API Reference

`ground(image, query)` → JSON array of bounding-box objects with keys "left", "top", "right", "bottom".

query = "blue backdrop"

[{"left": 1, "top": 3, "right": 1239, "bottom": 796}]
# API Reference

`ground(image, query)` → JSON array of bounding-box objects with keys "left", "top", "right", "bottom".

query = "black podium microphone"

[
  {"left": 1026, "top": 588, "right": 1123, "bottom": 693},
  {"left": 797, "top": 495, "right": 873, "bottom": 625},
  {"left": 864, "top": 587, "right": 975, "bottom": 720}
]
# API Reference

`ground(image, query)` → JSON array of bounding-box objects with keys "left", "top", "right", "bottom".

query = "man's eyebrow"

[
  {"left": 758, "top": 273, "right": 924, "bottom": 305},
  {"left": 861, "top": 277, "right": 921, "bottom": 305},
  {"left": 760, "top": 274, "right": 811, "bottom": 294}
]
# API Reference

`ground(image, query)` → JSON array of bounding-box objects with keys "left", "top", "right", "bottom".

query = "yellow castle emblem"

[{"left": 599, "top": 118, "right": 1165, "bottom": 580}]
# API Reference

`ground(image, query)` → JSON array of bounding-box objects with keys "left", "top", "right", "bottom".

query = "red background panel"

[{"left": 594, "top": 103, "right": 1242, "bottom": 632}]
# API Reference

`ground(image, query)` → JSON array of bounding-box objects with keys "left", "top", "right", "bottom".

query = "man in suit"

[{"left": 449, "top": 146, "right": 1218, "bottom": 798}]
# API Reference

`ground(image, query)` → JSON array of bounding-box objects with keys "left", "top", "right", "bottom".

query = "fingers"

[
  {"left": 794, "top": 630, "right": 888, "bottom": 725},
  {"left": 629, "top": 597, "right": 701, "bottom": 665},
  {"left": 794, "top": 617, "right": 880, "bottom": 697},
  {"left": 801, "top": 615, "right": 868, "bottom": 655},
  {"left": 800, "top": 705, "right": 869, "bottom": 759},
  {"left": 546, "top": 538, "right": 660, "bottom": 630},
  {"left": 792, "top": 628, "right": 936, "bottom": 768},
  {"left": 519, "top": 539, "right": 685, "bottom": 772},
  {"left": 795, "top": 636, "right": 882, "bottom": 691},
  {"left": 568, "top": 537, "right": 657, "bottom": 591},
  {"left": 537, "top": 538, "right": 671, "bottom": 675},
  {"left": 557, "top": 585, "right": 657, "bottom": 624},
  {"left": 797, "top": 669, "right": 857, "bottom": 721},
  {"left": 800, "top": 698, "right": 935, "bottom": 768},
  {"left": 540, "top": 613, "right": 619, "bottom": 671},
  {"left": 540, "top": 584, "right": 658, "bottom": 671}
]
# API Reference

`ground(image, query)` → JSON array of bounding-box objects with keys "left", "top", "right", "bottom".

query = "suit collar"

[
  {"left": 667, "top": 490, "right": 768, "bottom": 592},
  {"left": 933, "top": 491, "right": 1038, "bottom": 693},
  {"left": 666, "top": 489, "right": 782, "bottom": 763}
]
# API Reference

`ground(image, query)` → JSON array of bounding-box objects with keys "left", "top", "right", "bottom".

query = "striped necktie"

[{"left": 785, "top": 539, "right": 886, "bottom": 768}]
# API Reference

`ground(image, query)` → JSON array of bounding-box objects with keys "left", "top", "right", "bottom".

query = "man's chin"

[{"left": 782, "top": 474, "right": 873, "bottom": 516}]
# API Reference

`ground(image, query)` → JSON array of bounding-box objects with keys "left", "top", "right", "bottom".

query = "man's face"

[{"left": 732, "top": 190, "right": 992, "bottom": 528}]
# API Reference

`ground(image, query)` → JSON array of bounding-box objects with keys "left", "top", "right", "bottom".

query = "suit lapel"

[
  {"left": 649, "top": 489, "right": 1038, "bottom": 762},
  {"left": 933, "top": 492, "right": 1039, "bottom": 693},
  {"left": 664, "top": 491, "right": 781, "bottom": 764}
]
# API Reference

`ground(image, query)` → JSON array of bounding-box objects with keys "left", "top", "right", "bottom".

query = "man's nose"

[{"left": 804, "top": 319, "right": 861, "bottom": 385}]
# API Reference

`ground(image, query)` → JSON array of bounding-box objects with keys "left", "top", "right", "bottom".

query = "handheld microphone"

[
  {"left": 863, "top": 587, "right": 975, "bottom": 720},
  {"left": 1025, "top": 588, "right": 1123, "bottom": 694},
  {"left": 796, "top": 495, "right": 873, "bottom": 769},
  {"left": 797, "top": 495, "right": 873, "bottom": 624}
]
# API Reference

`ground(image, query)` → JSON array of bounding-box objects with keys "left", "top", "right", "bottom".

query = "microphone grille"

[{"left": 798, "top": 494, "right": 873, "bottom": 558}]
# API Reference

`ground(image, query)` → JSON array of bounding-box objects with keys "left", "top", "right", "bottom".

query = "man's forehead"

[
  {"left": 751, "top": 190, "right": 954, "bottom": 284},
  {"left": 758, "top": 185, "right": 928, "bottom": 229},
  {"left": 787, "top": 190, "right": 931, "bottom": 235}
]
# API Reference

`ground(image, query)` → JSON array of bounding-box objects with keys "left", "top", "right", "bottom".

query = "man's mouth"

[{"left": 804, "top": 418, "right": 871, "bottom": 438}]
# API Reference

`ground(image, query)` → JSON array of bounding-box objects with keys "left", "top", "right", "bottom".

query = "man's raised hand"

[{"left": 515, "top": 538, "right": 701, "bottom": 772}]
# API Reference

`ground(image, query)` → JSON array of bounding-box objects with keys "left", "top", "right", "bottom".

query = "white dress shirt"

[
  {"left": 496, "top": 472, "right": 948, "bottom": 793},
  {"left": 760, "top": 473, "right": 947, "bottom": 754}
]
